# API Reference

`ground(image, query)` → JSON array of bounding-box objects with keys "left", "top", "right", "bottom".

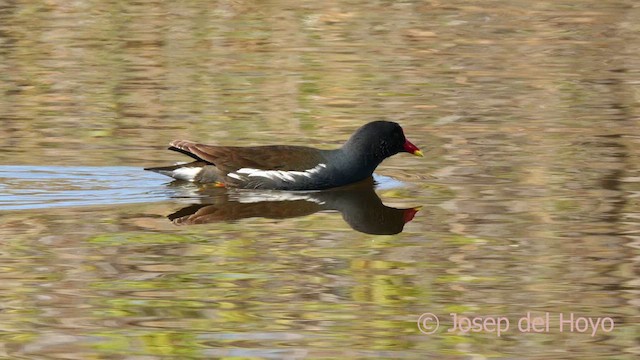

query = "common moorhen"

[{"left": 145, "top": 121, "right": 422, "bottom": 190}]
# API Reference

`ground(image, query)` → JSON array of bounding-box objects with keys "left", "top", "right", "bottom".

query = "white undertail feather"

[
  {"left": 172, "top": 167, "right": 202, "bottom": 181},
  {"left": 230, "top": 164, "right": 327, "bottom": 182}
]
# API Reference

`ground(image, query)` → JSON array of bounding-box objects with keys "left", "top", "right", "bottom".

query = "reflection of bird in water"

[{"left": 167, "top": 177, "right": 420, "bottom": 235}]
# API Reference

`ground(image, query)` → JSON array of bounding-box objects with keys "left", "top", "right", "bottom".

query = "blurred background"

[{"left": 0, "top": 0, "right": 639, "bottom": 359}]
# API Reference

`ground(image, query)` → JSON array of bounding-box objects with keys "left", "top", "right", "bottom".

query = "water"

[
  {"left": 1, "top": 1, "right": 639, "bottom": 359},
  {"left": 0, "top": 166, "right": 170, "bottom": 210}
]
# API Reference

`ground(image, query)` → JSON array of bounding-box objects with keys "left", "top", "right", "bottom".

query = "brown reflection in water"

[{"left": 168, "top": 177, "right": 420, "bottom": 235}]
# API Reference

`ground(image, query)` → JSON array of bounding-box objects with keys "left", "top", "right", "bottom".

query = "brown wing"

[{"left": 169, "top": 140, "right": 327, "bottom": 173}]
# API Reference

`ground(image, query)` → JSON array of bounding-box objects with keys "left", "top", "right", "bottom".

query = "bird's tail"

[{"left": 144, "top": 161, "right": 208, "bottom": 181}]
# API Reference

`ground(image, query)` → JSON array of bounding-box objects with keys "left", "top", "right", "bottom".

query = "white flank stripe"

[
  {"left": 172, "top": 167, "right": 202, "bottom": 181},
  {"left": 227, "top": 173, "right": 243, "bottom": 180},
  {"left": 235, "top": 164, "right": 326, "bottom": 182}
]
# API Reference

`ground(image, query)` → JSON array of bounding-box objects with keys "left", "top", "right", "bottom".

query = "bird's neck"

[{"left": 333, "top": 144, "right": 383, "bottom": 179}]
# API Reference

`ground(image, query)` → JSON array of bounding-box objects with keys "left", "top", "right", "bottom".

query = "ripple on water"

[{"left": 0, "top": 166, "right": 173, "bottom": 210}]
